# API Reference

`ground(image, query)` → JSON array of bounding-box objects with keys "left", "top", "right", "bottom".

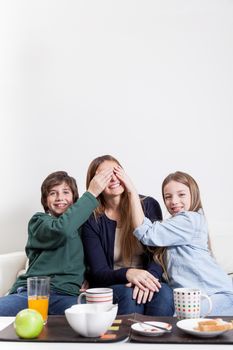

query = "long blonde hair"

[
  {"left": 86, "top": 155, "right": 144, "bottom": 266},
  {"left": 153, "top": 171, "right": 210, "bottom": 280}
]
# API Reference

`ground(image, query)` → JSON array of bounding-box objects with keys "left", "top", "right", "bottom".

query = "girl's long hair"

[
  {"left": 153, "top": 171, "right": 210, "bottom": 280},
  {"left": 86, "top": 155, "right": 144, "bottom": 266}
]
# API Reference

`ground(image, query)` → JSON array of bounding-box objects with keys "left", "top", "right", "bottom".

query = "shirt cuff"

[{"left": 133, "top": 217, "right": 152, "bottom": 240}]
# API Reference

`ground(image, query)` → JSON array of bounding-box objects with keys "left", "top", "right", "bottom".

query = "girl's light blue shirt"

[{"left": 133, "top": 210, "right": 233, "bottom": 296}]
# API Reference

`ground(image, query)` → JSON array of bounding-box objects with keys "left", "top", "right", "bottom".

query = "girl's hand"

[
  {"left": 114, "top": 165, "right": 144, "bottom": 228},
  {"left": 126, "top": 268, "right": 161, "bottom": 292},
  {"left": 113, "top": 166, "right": 136, "bottom": 194},
  {"left": 132, "top": 285, "right": 154, "bottom": 304},
  {"left": 87, "top": 168, "right": 113, "bottom": 197},
  {"left": 80, "top": 279, "right": 89, "bottom": 292}
]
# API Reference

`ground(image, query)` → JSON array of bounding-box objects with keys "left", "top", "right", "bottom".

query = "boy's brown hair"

[{"left": 41, "top": 171, "right": 79, "bottom": 212}]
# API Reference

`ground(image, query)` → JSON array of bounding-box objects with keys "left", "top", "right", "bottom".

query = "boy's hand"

[
  {"left": 87, "top": 168, "right": 113, "bottom": 197},
  {"left": 80, "top": 279, "right": 89, "bottom": 292}
]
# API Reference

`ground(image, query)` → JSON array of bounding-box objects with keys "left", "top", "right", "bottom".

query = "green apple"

[{"left": 14, "top": 308, "right": 44, "bottom": 339}]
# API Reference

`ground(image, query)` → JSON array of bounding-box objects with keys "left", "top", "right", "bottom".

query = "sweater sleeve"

[
  {"left": 142, "top": 196, "right": 163, "bottom": 221},
  {"left": 82, "top": 217, "right": 128, "bottom": 286},
  {"left": 27, "top": 192, "right": 98, "bottom": 250},
  {"left": 146, "top": 260, "right": 163, "bottom": 279}
]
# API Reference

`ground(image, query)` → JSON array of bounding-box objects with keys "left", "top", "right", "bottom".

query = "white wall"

[{"left": 0, "top": 0, "right": 233, "bottom": 254}]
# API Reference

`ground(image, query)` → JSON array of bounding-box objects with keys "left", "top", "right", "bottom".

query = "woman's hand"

[
  {"left": 87, "top": 168, "right": 113, "bottom": 197},
  {"left": 126, "top": 268, "right": 161, "bottom": 292},
  {"left": 125, "top": 281, "right": 156, "bottom": 304},
  {"left": 132, "top": 285, "right": 154, "bottom": 304}
]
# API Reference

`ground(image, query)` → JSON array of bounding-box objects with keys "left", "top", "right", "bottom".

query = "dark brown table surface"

[
  {"left": 0, "top": 314, "right": 233, "bottom": 344},
  {"left": 129, "top": 314, "right": 233, "bottom": 344}
]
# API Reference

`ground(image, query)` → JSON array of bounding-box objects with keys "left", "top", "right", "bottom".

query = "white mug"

[
  {"left": 173, "top": 288, "right": 212, "bottom": 320},
  {"left": 77, "top": 288, "right": 113, "bottom": 305}
]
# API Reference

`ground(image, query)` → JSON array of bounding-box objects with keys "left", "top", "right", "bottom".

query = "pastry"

[{"left": 195, "top": 319, "right": 233, "bottom": 332}]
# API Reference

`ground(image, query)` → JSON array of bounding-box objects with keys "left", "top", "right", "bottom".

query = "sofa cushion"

[
  {"left": 209, "top": 221, "right": 233, "bottom": 275},
  {"left": 0, "top": 251, "right": 27, "bottom": 296},
  {"left": 16, "top": 258, "right": 29, "bottom": 278}
]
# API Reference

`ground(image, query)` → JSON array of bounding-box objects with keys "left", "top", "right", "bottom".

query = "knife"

[{"left": 128, "top": 318, "right": 172, "bottom": 333}]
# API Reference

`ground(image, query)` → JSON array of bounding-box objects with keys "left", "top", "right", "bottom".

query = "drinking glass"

[{"left": 27, "top": 276, "right": 50, "bottom": 324}]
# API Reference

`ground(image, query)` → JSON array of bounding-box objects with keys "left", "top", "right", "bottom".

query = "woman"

[{"left": 82, "top": 155, "right": 174, "bottom": 315}]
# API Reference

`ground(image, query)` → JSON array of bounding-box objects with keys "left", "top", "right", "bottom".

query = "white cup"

[
  {"left": 77, "top": 288, "right": 113, "bottom": 305},
  {"left": 173, "top": 288, "right": 212, "bottom": 320}
]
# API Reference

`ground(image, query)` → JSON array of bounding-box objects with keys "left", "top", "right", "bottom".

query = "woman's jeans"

[
  {"left": 111, "top": 282, "right": 174, "bottom": 316},
  {"left": 0, "top": 288, "right": 78, "bottom": 316},
  {"left": 0, "top": 283, "right": 175, "bottom": 317}
]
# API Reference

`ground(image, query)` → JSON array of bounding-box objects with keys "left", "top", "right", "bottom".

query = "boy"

[{"left": 0, "top": 169, "right": 112, "bottom": 315}]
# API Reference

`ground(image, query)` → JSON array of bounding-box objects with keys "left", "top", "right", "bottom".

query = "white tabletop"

[{"left": 0, "top": 317, "right": 231, "bottom": 350}]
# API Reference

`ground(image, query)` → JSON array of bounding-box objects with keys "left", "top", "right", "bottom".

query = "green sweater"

[{"left": 10, "top": 192, "right": 98, "bottom": 296}]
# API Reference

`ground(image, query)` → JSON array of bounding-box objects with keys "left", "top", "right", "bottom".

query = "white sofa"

[
  {"left": 0, "top": 251, "right": 27, "bottom": 296},
  {"left": 0, "top": 227, "right": 232, "bottom": 297},
  {"left": 208, "top": 221, "right": 233, "bottom": 277}
]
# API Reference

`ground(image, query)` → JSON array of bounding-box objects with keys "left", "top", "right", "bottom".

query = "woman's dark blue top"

[{"left": 81, "top": 196, "right": 163, "bottom": 287}]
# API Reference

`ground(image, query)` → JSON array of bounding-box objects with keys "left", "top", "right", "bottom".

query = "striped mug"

[{"left": 78, "top": 288, "right": 113, "bottom": 305}]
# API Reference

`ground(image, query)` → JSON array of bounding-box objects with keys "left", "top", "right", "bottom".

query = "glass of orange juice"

[{"left": 27, "top": 276, "right": 50, "bottom": 324}]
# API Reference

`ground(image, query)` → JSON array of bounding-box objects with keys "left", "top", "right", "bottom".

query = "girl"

[
  {"left": 127, "top": 170, "right": 233, "bottom": 316},
  {"left": 82, "top": 155, "right": 174, "bottom": 316}
]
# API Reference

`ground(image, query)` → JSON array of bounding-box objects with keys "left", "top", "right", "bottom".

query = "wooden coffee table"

[{"left": 0, "top": 315, "right": 232, "bottom": 350}]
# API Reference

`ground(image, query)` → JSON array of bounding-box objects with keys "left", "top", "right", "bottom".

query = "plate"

[
  {"left": 176, "top": 318, "right": 232, "bottom": 338},
  {"left": 131, "top": 321, "right": 172, "bottom": 337}
]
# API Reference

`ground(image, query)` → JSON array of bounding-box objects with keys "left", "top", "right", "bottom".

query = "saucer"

[
  {"left": 131, "top": 321, "right": 172, "bottom": 337},
  {"left": 176, "top": 318, "right": 232, "bottom": 338}
]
